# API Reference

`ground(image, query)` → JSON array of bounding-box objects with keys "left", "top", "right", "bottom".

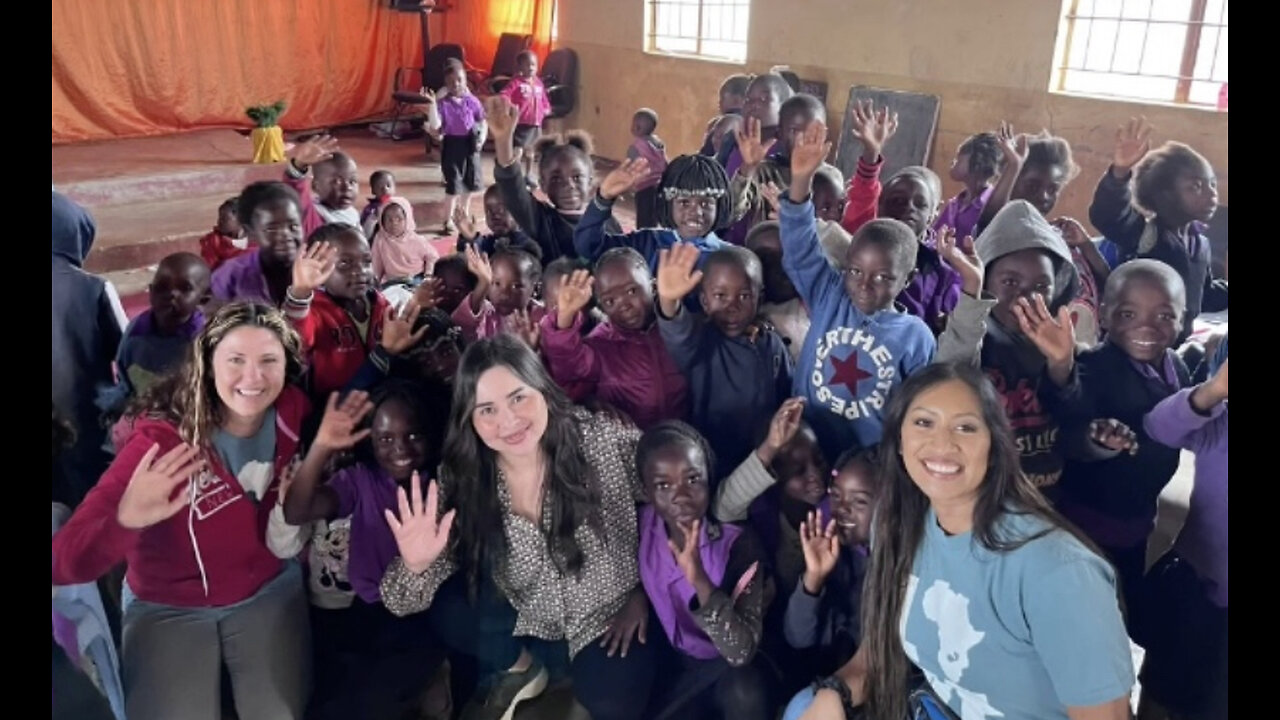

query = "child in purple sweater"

[{"left": 1137, "top": 358, "right": 1227, "bottom": 719}]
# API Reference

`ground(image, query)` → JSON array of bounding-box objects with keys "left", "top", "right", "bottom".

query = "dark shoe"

[{"left": 459, "top": 657, "right": 548, "bottom": 720}]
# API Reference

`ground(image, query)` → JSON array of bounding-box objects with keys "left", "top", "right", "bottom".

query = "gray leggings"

[{"left": 121, "top": 562, "right": 311, "bottom": 720}]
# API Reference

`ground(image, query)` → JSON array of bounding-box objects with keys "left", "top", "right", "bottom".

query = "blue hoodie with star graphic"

[{"left": 779, "top": 197, "right": 936, "bottom": 457}]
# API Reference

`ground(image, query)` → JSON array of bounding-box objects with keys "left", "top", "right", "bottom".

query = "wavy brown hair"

[
  {"left": 859, "top": 362, "right": 1106, "bottom": 719},
  {"left": 129, "top": 302, "right": 305, "bottom": 448}
]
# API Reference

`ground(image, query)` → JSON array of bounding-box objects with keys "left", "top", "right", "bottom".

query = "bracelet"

[
  {"left": 813, "top": 675, "right": 859, "bottom": 719},
  {"left": 285, "top": 286, "right": 314, "bottom": 305}
]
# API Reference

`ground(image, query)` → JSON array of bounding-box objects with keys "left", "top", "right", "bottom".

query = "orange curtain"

[
  {"left": 437, "top": 0, "right": 554, "bottom": 71},
  {"left": 52, "top": 0, "right": 424, "bottom": 144}
]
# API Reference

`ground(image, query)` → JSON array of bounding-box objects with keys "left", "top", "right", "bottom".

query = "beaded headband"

[{"left": 661, "top": 187, "right": 727, "bottom": 201}]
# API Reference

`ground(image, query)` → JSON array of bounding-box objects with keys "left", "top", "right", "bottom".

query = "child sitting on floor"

[
  {"left": 370, "top": 196, "right": 439, "bottom": 286},
  {"left": 199, "top": 197, "right": 251, "bottom": 271},
  {"left": 283, "top": 224, "right": 389, "bottom": 402},
  {"left": 656, "top": 242, "right": 792, "bottom": 479},
  {"left": 101, "top": 253, "right": 212, "bottom": 426},
  {"left": 636, "top": 421, "right": 774, "bottom": 720},
  {"left": 285, "top": 135, "right": 362, "bottom": 237},
  {"left": 452, "top": 245, "right": 546, "bottom": 344},
  {"left": 540, "top": 248, "right": 688, "bottom": 428}
]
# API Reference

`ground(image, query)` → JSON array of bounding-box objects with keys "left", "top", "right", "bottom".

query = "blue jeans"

[{"left": 121, "top": 562, "right": 311, "bottom": 720}]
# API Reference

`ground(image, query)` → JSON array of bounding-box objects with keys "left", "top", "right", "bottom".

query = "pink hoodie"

[{"left": 371, "top": 196, "right": 440, "bottom": 283}]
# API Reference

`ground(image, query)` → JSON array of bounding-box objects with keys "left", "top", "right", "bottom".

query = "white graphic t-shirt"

[{"left": 899, "top": 509, "right": 1134, "bottom": 720}]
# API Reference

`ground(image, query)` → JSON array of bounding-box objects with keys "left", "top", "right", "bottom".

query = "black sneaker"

[{"left": 460, "top": 657, "right": 549, "bottom": 720}]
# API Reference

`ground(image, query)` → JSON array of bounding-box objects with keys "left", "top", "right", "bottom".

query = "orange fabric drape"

[
  {"left": 437, "top": 0, "right": 554, "bottom": 71},
  {"left": 52, "top": 0, "right": 425, "bottom": 144}
]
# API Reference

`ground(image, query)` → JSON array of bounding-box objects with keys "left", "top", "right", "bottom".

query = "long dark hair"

[
  {"left": 441, "top": 334, "right": 602, "bottom": 592},
  {"left": 860, "top": 362, "right": 1105, "bottom": 719}
]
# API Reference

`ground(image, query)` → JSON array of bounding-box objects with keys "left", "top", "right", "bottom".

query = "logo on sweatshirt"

[
  {"left": 192, "top": 469, "right": 242, "bottom": 520},
  {"left": 811, "top": 326, "right": 898, "bottom": 419}
]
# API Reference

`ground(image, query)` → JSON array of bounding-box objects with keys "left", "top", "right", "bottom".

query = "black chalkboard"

[{"left": 834, "top": 86, "right": 941, "bottom": 184}]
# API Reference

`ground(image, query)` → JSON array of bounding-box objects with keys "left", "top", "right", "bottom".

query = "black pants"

[
  {"left": 1099, "top": 540, "right": 1149, "bottom": 638},
  {"left": 426, "top": 574, "right": 657, "bottom": 720},
  {"left": 651, "top": 651, "right": 772, "bottom": 720},
  {"left": 1138, "top": 552, "right": 1228, "bottom": 718},
  {"left": 635, "top": 186, "right": 659, "bottom": 229},
  {"left": 441, "top": 134, "right": 482, "bottom": 195},
  {"left": 308, "top": 598, "right": 445, "bottom": 720}
]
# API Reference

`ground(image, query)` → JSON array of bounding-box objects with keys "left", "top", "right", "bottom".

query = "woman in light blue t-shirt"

[{"left": 791, "top": 362, "right": 1134, "bottom": 720}]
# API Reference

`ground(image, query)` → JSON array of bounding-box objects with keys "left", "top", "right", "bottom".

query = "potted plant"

[{"left": 246, "top": 101, "right": 287, "bottom": 164}]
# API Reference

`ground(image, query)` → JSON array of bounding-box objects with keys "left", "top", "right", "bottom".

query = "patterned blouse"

[{"left": 380, "top": 409, "right": 644, "bottom": 657}]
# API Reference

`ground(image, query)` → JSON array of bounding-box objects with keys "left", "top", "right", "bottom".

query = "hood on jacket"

[
  {"left": 976, "top": 200, "right": 1079, "bottom": 311},
  {"left": 52, "top": 191, "right": 97, "bottom": 268}
]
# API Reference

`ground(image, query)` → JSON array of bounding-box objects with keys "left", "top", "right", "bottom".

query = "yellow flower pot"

[{"left": 250, "top": 126, "right": 285, "bottom": 164}]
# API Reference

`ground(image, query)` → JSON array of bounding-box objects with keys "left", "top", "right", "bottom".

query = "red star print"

[{"left": 829, "top": 351, "right": 872, "bottom": 394}]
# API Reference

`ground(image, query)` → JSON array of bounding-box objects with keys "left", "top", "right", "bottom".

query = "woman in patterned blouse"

[{"left": 379, "top": 334, "right": 657, "bottom": 720}]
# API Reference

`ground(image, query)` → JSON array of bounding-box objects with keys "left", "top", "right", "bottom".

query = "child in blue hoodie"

[
  {"left": 574, "top": 153, "right": 730, "bottom": 273},
  {"left": 778, "top": 121, "right": 935, "bottom": 459},
  {"left": 656, "top": 243, "right": 792, "bottom": 479}
]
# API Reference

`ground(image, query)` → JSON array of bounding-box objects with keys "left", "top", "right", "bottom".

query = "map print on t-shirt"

[{"left": 902, "top": 576, "right": 1005, "bottom": 720}]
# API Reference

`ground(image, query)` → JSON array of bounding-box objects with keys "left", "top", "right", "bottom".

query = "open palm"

[
  {"left": 734, "top": 117, "right": 777, "bottom": 171},
  {"left": 315, "top": 391, "right": 375, "bottom": 451},
  {"left": 791, "top": 121, "right": 832, "bottom": 179},
  {"left": 557, "top": 269, "right": 594, "bottom": 318},
  {"left": 600, "top": 159, "right": 649, "bottom": 200},
  {"left": 292, "top": 242, "right": 338, "bottom": 295},
  {"left": 937, "top": 227, "right": 983, "bottom": 296},
  {"left": 117, "top": 443, "right": 204, "bottom": 530},
  {"left": 656, "top": 243, "right": 704, "bottom": 302},
  {"left": 1113, "top": 117, "right": 1153, "bottom": 174},
  {"left": 484, "top": 96, "right": 519, "bottom": 139},
  {"left": 291, "top": 135, "right": 340, "bottom": 169},
  {"left": 1013, "top": 294, "right": 1075, "bottom": 367},
  {"left": 384, "top": 473, "right": 456, "bottom": 574},
  {"left": 799, "top": 510, "right": 840, "bottom": 579}
]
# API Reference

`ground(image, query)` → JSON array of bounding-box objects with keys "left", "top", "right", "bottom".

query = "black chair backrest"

[
  {"left": 542, "top": 47, "right": 577, "bottom": 87},
  {"left": 542, "top": 48, "right": 579, "bottom": 118},
  {"left": 491, "top": 33, "right": 532, "bottom": 77},
  {"left": 425, "top": 44, "right": 465, "bottom": 91}
]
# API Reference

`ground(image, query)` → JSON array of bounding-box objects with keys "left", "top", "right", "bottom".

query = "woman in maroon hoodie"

[{"left": 52, "top": 302, "right": 313, "bottom": 720}]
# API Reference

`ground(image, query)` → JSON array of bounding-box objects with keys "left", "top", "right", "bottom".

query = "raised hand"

[
  {"left": 848, "top": 99, "right": 899, "bottom": 162},
  {"left": 996, "top": 121, "right": 1029, "bottom": 169},
  {"left": 733, "top": 116, "right": 777, "bottom": 174},
  {"left": 759, "top": 181, "right": 783, "bottom": 217},
  {"left": 759, "top": 397, "right": 805, "bottom": 466},
  {"left": 315, "top": 391, "right": 376, "bottom": 451},
  {"left": 384, "top": 473, "right": 456, "bottom": 574},
  {"left": 291, "top": 241, "right": 338, "bottom": 296},
  {"left": 464, "top": 245, "right": 493, "bottom": 287},
  {"left": 656, "top": 243, "right": 705, "bottom": 305},
  {"left": 483, "top": 96, "right": 519, "bottom": 141},
  {"left": 1112, "top": 116, "right": 1153, "bottom": 177},
  {"left": 1089, "top": 418, "right": 1139, "bottom": 455},
  {"left": 381, "top": 299, "right": 430, "bottom": 356},
  {"left": 556, "top": 269, "right": 594, "bottom": 328},
  {"left": 290, "top": 135, "right": 340, "bottom": 171},
  {"left": 412, "top": 276, "right": 445, "bottom": 310},
  {"left": 799, "top": 509, "right": 840, "bottom": 594},
  {"left": 790, "top": 121, "right": 833, "bottom": 203},
  {"left": 452, "top": 204, "right": 478, "bottom": 240},
  {"left": 418, "top": 87, "right": 437, "bottom": 103},
  {"left": 937, "top": 227, "right": 983, "bottom": 298},
  {"left": 667, "top": 519, "right": 708, "bottom": 588},
  {"left": 599, "top": 158, "right": 650, "bottom": 201},
  {"left": 1051, "top": 217, "right": 1092, "bottom": 249},
  {"left": 510, "top": 309, "right": 542, "bottom": 351},
  {"left": 116, "top": 443, "right": 203, "bottom": 530},
  {"left": 1013, "top": 294, "right": 1075, "bottom": 365}
]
